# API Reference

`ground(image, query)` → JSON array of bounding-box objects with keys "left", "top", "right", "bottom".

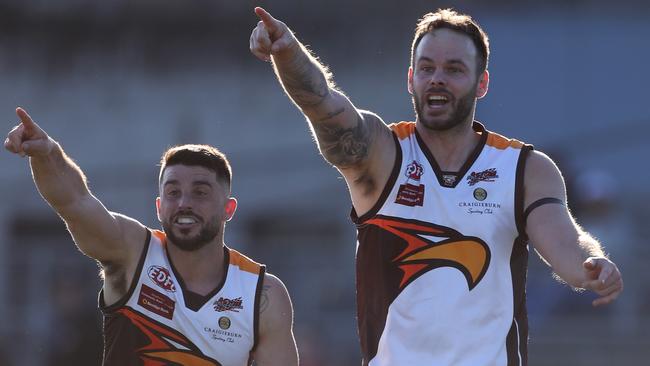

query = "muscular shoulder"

[
  {"left": 253, "top": 272, "right": 298, "bottom": 364},
  {"left": 523, "top": 150, "right": 567, "bottom": 207},
  {"left": 259, "top": 273, "right": 293, "bottom": 334},
  {"left": 100, "top": 214, "right": 148, "bottom": 304},
  {"left": 105, "top": 213, "right": 148, "bottom": 264}
]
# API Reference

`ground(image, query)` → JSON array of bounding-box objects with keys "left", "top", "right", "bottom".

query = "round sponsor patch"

[
  {"left": 473, "top": 188, "right": 487, "bottom": 201},
  {"left": 218, "top": 316, "right": 231, "bottom": 330},
  {"left": 147, "top": 265, "right": 177, "bottom": 293}
]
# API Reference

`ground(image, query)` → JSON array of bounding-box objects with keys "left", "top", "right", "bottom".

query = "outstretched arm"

[
  {"left": 4, "top": 107, "right": 144, "bottom": 266},
  {"left": 252, "top": 273, "right": 299, "bottom": 366},
  {"left": 524, "top": 151, "right": 623, "bottom": 307},
  {"left": 250, "top": 7, "right": 358, "bottom": 136},
  {"left": 250, "top": 8, "right": 395, "bottom": 213}
]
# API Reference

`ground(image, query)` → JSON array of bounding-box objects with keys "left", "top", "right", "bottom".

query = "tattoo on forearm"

[
  {"left": 316, "top": 107, "right": 345, "bottom": 122},
  {"left": 314, "top": 114, "right": 371, "bottom": 167},
  {"left": 275, "top": 44, "right": 333, "bottom": 108},
  {"left": 259, "top": 285, "right": 271, "bottom": 314}
]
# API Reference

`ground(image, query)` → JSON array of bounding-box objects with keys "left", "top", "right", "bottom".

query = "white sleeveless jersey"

[
  {"left": 353, "top": 122, "right": 532, "bottom": 366},
  {"left": 100, "top": 229, "right": 265, "bottom": 366}
]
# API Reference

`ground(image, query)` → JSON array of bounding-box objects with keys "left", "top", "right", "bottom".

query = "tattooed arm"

[
  {"left": 251, "top": 273, "right": 298, "bottom": 366},
  {"left": 250, "top": 8, "right": 395, "bottom": 213}
]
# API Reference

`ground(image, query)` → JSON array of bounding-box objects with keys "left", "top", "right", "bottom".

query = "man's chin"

[
  {"left": 419, "top": 118, "right": 459, "bottom": 131},
  {"left": 162, "top": 221, "right": 220, "bottom": 252},
  {"left": 167, "top": 230, "right": 208, "bottom": 251},
  {"left": 170, "top": 238, "right": 210, "bottom": 252}
]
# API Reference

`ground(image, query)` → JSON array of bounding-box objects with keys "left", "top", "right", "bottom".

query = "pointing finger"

[
  {"left": 16, "top": 107, "right": 37, "bottom": 133},
  {"left": 254, "top": 7, "right": 278, "bottom": 30}
]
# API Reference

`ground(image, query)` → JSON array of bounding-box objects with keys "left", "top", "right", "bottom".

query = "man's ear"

[
  {"left": 407, "top": 66, "right": 414, "bottom": 95},
  {"left": 476, "top": 70, "right": 489, "bottom": 99},
  {"left": 225, "top": 197, "right": 238, "bottom": 221}
]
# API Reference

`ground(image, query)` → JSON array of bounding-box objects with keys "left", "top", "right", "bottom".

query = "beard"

[
  {"left": 162, "top": 213, "right": 221, "bottom": 252},
  {"left": 413, "top": 84, "right": 477, "bottom": 132}
]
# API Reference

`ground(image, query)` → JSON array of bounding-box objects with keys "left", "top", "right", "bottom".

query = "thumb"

[
  {"left": 583, "top": 257, "right": 597, "bottom": 270},
  {"left": 22, "top": 138, "right": 52, "bottom": 156},
  {"left": 270, "top": 36, "right": 294, "bottom": 54}
]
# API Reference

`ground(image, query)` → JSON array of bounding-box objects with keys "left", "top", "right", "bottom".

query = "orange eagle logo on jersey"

[
  {"left": 119, "top": 308, "right": 222, "bottom": 366},
  {"left": 366, "top": 216, "right": 490, "bottom": 290}
]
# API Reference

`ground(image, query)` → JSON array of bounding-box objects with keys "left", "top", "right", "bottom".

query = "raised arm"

[
  {"left": 252, "top": 273, "right": 299, "bottom": 366},
  {"left": 523, "top": 150, "right": 623, "bottom": 306},
  {"left": 250, "top": 8, "right": 395, "bottom": 214},
  {"left": 4, "top": 107, "right": 145, "bottom": 267}
]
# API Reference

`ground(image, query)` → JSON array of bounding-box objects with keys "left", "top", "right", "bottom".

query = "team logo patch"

[
  {"left": 218, "top": 316, "right": 231, "bottom": 330},
  {"left": 138, "top": 284, "right": 176, "bottom": 320},
  {"left": 405, "top": 160, "right": 424, "bottom": 181},
  {"left": 473, "top": 188, "right": 488, "bottom": 201},
  {"left": 395, "top": 183, "right": 425, "bottom": 207},
  {"left": 442, "top": 174, "right": 457, "bottom": 187},
  {"left": 204, "top": 326, "right": 243, "bottom": 343},
  {"left": 213, "top": 297, "right": 243, "bottom": 312},
  {"left": 147, "top": 265, "right": 177, "bottom": 293},
  {"left": 467, "top": 168, "right": 498, "bottom": 186}
]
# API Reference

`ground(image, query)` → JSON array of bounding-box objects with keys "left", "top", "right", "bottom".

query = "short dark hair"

[
  {"left": 410, "top": 8, "right": 490, "bottom": 75},
  {"left": 159, "top": 144, "right": 232, "bottom": 188}
]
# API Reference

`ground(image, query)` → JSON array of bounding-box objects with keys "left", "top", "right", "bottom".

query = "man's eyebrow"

[
  {"left": 192, "top": 180, "right": 213, "bottom": 187},
  {"left": 163, "top": 179, "right": 214, "bottom": 186},
  {"left": 447, "top": 59, "right": 468, "bottom": 66},
  {"left": 163, "top": 180, "right": 179, "bottom": 187},
  {"left": 417, "top": 57, "right": 469, "bottom": 67}
]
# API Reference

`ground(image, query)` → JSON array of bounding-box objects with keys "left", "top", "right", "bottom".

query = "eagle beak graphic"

[
  {"left": 398, "top": 239, "right": 489, "bottom": 290},
  {"left": 367, "top": 217, "right": 491, "bottom": 291},
  {"left": 119, "top": 308, "right": 221, "bottom": 366}
]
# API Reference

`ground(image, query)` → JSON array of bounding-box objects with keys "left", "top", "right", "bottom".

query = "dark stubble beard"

[
  {"left": 413, "top": 83, "right": 478, "bottom": 132},
  {"left": 162, "top": 216, "right": 221, "bottom": 252}
]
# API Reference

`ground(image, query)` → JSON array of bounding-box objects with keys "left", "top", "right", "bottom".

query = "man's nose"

[
  {"left": 429, "top": 69, "right": 447, "bottom": 86},
  {"left": 178, "top": 193, "right": 194, "bottom": 209}
]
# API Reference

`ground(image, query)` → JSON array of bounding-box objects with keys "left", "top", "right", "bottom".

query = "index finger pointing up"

[
  {"left": 16, "top": 107, "right": 37, "bottom": 131},
  {"left": 254, "top": 7, "right": 278, "bottom": 29}
]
